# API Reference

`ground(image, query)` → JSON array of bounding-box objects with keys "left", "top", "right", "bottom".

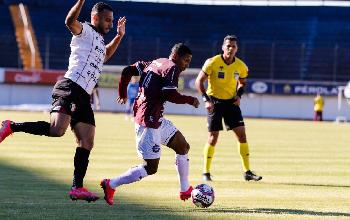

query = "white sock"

[
  {"left": 175, "top": 154, "right": 190, "bottom": 192},
  {"left": 109, "top": 164, "right": 148, "bottom": 189}
]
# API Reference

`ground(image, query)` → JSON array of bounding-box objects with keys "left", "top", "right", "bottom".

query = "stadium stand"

[
  {"left": 1, "top": 0, "right": 350, "bottom": 81},
  {"left": 0, "top": 4, "right": 19, "bottom": 68}
]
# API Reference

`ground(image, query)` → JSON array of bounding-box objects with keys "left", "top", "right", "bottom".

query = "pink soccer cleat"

[
  {"left": 0, "top": 120, "right": 13, "bottom": 143},
  {"left": 69, "top": 187, "right": 99, "bottom": 202},
  {"left": 100, "top": 179, "right": 116, "bottom": 205},
  {"left": 180, "top": 186, "right": 193, "bottom": 201}
]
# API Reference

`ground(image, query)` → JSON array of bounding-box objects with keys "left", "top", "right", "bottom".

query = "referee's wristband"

[
  {"left": 237, "top": 87, "right": 245, "bottom": 98},
  {"left": 202, "top": 93, "right": 210, "bottom": 102}
]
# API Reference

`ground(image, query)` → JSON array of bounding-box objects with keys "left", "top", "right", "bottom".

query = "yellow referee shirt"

[
  {"left": 314, "top": 95, "right": 324, "bottom": 111},
  {"left": 202, "top": 54, "right": 248, "bottom": 100}
]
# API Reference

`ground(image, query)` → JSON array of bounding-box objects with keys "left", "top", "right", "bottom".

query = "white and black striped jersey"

[{"left": 64, "top": 22, "right": 106, "bottom": 95}]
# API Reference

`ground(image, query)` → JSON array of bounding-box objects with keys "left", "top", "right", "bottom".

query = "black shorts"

[
  {"left": 51, "top": 78, "right": 95, "bottom": 128},
  {"left": 207, "top": 97, "right": 244, "bottom": 131}
]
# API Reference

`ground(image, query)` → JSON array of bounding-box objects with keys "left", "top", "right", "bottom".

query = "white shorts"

[{"left": 135, "top": 118, "right": 178, "bottom": 159}]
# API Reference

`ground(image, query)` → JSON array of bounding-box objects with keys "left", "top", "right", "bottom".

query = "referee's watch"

[{"left": 202, "top": 93, "right": 210, "bottom": 102}]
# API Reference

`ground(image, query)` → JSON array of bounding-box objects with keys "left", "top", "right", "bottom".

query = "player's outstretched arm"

[
  {"left": 65, "top": 0, "right": 84, "bottom": 35},
  {"left": 163, "top": 89, "right": 199, "bottom": 108},
  {"left": 105, "top": 17, "right": 126, "bottom": 63}
]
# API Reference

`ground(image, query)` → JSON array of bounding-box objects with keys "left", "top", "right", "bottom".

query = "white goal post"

[{"left": 336, "top": 85, "right": 350, "bottom": 122}]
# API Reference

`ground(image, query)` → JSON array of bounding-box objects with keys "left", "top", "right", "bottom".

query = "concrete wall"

[{"left": 0, "top": 84, "right": 349, "bottom": 121}]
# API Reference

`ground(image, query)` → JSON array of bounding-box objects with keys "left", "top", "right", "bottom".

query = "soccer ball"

[{"left": 191, "top": 184, "right": 215, "bottom": 208}]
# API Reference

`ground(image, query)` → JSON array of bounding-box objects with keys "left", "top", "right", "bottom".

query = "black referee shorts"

[
  {"left": 50, "top": 78, "right": 95, "bottom": 128},
  {"left": 207, "top": 97, "right": 244, "bottom": 132}
]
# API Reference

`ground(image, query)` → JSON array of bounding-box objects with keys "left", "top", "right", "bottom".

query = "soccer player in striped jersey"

[
  {"left": 0, "top": 0, "right": 126, "bottom": 202},
  {"left": 195, "top": 35, "right": 262, "bottom": 182}
]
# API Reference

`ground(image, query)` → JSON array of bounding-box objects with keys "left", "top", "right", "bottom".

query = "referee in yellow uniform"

[
  {"left": 195, "top": 35, "right": 262, "bottom": 181},
  {"left": 314, "top": 93, "right": 324, "bottom": 121}
]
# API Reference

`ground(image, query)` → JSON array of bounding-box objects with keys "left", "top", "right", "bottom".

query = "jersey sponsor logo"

[
  {"left": 218, "top": 71, "right": 225, "bottom": 79},
  {"left": 90, "top": 62, "right": 98, "bottom": 69},
  {"left": 95, "top": 45, "right": 104, "bottom": 55},
  {"left": 152, "top": 145, "right": 161, "bottom": 153}
]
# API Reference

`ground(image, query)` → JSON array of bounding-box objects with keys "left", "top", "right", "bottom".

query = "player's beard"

[
  {"left": 227, "top": 52, "right": 235, "bottom": 59},
  {"left": 98, "top": 23, "right": 109, "bottom": 35},
  {"left": 103, "top": 27, "right": 111, "bottom": 35}
]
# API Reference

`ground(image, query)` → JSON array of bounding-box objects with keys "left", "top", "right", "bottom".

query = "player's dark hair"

[
  {"left": 171, "top": 43, "right": 192, "bottom": 57},
  {"left": 91, "top": 2, "right": 113, "bottom": 15},
  {"left": 223, "top": 35, "right": 238, "bottom": 44}
]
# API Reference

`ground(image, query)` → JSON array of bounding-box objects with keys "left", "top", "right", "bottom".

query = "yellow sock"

[
  {"left": 203, "top": 143, "right": 215, "bottom": 173},
  {"left": 238, "top": 142, "right": 250, "bottom": 172}
]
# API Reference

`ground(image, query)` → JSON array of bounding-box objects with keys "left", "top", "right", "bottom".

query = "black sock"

[
  {"left": 72, "top": 147, "right": 90, "bottom": 188},
  {"left": 11, "top": 121, "right": 50, "bottom": 136}
]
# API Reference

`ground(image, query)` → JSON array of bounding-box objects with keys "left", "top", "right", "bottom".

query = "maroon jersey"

[{"left": 118, "top": 58, "right": 195, "bottom": 128}]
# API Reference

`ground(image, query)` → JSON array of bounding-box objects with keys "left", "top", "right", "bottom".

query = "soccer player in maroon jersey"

[{"left": 100, "top": 43, "right": 200, "bottom": 205}]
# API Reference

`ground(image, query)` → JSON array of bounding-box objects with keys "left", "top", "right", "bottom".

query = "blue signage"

[{"left": 176, "top": 74, "right": 344, "bottom": 96}]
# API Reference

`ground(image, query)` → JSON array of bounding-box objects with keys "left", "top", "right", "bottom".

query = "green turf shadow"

[
  {"left": 273, "top": 182, "right": 350, "bottom": 188},
  {"left": 0, "top": 160, "right": 198, "bottom": 220},
  {"left": 201, "top": 207, "right": 350, "bottom": 217}
]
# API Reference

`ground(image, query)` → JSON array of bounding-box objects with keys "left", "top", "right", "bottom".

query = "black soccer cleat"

[
  {"left": 244, "top": 170, "right": 262, "bottom": 181},
  {"left": 202, "top": 173, "right": 213, "bottom": 181}
]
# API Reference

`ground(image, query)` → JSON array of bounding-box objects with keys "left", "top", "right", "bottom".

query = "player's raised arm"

[
  {"left": 105, "top": 17, "right": 126, "bottom": 63},
  {"left": 65, "top": 0, "right": 84, "bottom": 35}
]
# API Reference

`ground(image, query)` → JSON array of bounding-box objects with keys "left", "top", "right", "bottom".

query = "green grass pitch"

[{"left": 0, "top": 111, "right": 349, "bottom": 220}]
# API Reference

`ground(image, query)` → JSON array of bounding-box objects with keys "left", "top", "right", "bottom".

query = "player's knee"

[
  {"left": 177, "top": 142, "right": 190, "bottom": 155},
  {"left": 238, "top": 135, "right": 247, "bottom": 143},
  {"left": 81, "top": 139, "right": 94, "bottom": 149},
  {"left": 50, "top": 127, "right": 66, "bottom": 137},
  {"left": 208, "top": 139, "right": 216, "bottom": 146},
  {"left": 184, "top": 142, "right": 190, "bottom": 153},
  {"left": 208, "top": 136, "right": 217, "bottom": 145},
  {"left": 144, "top": 164, "right": 158, "bottom": 175},
  {"left": 75, "top": 138, "right": 80, "bottom": 146}
]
